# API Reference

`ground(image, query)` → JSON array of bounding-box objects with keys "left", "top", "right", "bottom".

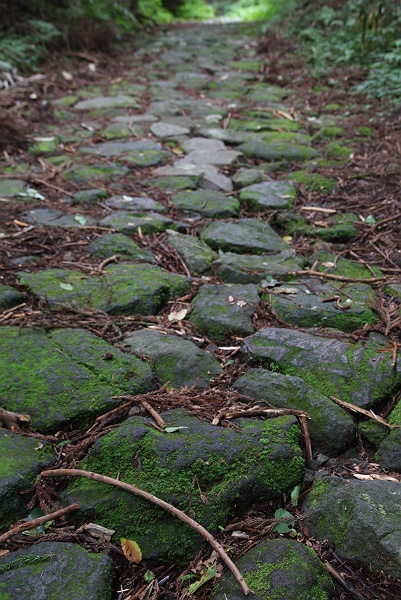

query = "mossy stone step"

[
  {"left": 62, "top": 409, "right": 304, "bottom": 563},
  {"left": 201, "top": 219, "right": 289, "bottom": 255},
  {"left": 213, "top": 251, "right": 303, "bottom": 284},
  {"left": 0, "top": 542, "right": 114, "bottom": 600},
  {"left": 171, "top": 189, "right": 240, "bottom": 218},
  {"left": 88, "top": 233, "right": 154, "bottom": 262},
  {"left": 98, "top": 211, "right": 180, "bottom": 234},
  {"left": 18, "top": 263, "right": 191, "bottom": 315},
  {"left": 167, "top": 231, "right": 217, "bottom": 275},
  {"left": 0, "top": 327, "right": 155, "bottom": 432},
  {"left": 0, "top": 431, "right": 55, "bottom": 528},
  {"left": 239, "top": 180, "right": 296, "bottom": 210},
  {"left": 122, "top": 329, "right": 223, "bottom": 388},
  {"left": 243, "top": 328, "right": 401, "bottom": 409}
]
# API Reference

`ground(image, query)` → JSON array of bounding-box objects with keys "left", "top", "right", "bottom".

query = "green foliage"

[
  {"left": 0, "top": 554, "right": 55, "bottom": 574},
  {"left": 272, "top": 508, "right": 295, "bottom": 534},
  {"left": 0, "top": 19, "right": 61, "bottom": 72},
  {"left": 225, "top": 0, "right": 276, "bottom": 22}
]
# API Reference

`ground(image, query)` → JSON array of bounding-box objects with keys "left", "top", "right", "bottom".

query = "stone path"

[{"left": 1, "top": 21, "right": 401, "bottom": 600}]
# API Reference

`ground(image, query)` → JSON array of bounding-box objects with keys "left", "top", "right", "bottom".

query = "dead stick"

[
  {"left": 33, "top": 178, "right": 74, "bottom": 197},
  {"left": 323, "top": 561, "right": 365, "bottom": 600},
  {"left": 0, "top": 504, "right": 80, "bottom": 544},
  {"left": 41, "top": 469, "right": 253, "bottom": 596},
  {"left": 288, "top": 270, "right": 384, "bottom": 284},
  {"left": 299, "top": 416, "right": 313, "bottom": 461},
  {"left": 96, "top": 255, "right": 119, "bottom": 273},
  {"left": 139, "top": 400, "right": 166, "bottom": 429}
]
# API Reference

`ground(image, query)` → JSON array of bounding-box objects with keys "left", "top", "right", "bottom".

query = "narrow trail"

[{"left": 0, "top": 20, "right": 401, "bottom": 600}]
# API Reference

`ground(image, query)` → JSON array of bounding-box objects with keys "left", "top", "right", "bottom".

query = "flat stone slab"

[
  {"left": 18, "top": 264, "right": 191, "bottom": 316},
  {"left": 265, "top": 278, "right": 378, "bottom": 333},
  {"left": 79, "top": 140, "right": 170, "bottom": 167},
  {"left": 63, "top": 408, "right": 304, "bottom": 562},
  {"left": 171, "top": 190, "right": 239, "bottom": 218},
  {"left": 0, "top": 431, "right": 55, "bottom": 527},
  {"left": 212, "top": 539, "right": 333, "bottom": 600},
  {"left": 99, "top": 211, "right": 179, "bottom": 234},
  {"left": 232, "top": 167, "right": 270, "bottom": 188},
  {"left": 0, "top": 178, "right": 28, "bottom": 197},
  {"left": 153, "top": 162, "right": 233, "bottom": 192},
  {"left": 201, "top": 219, "right": 289, "bottom": 254},
  {"left": 277, "top": 212, "right": 359, "bottom": 243},
  {"left": 242, "top": 328, "right": 401, "bottom": 409},
  {"left": 88, "top": 233, "right": 154, "bottom": 262},
  {"left": 233, "top": 369, "right": 355, "bottom": 453},
  {"left": 112, "top": 113, "right": 158, "bottom": 123},
  {"left": 122, "top": 329, "right": 223, "bottom": 388},
  {"left": 72, "top": 188, "right": 107, "bottom": 204},
  {"left": 303, "top": 478, "right": 401, "bottom": 579},
  {"left": 181, "top": 137, "right": 227, "bottom": 153},
  {"left": 64, "top": 163, "right": 129, "bottom": 184},
  {"left": 23, "top": 208, "right": 95, "bottom": 228},
  {"left": 239, "top": 180, "right": 296, "bottom": 210},
  {"left": 147, "top": 175, "right": 199, "bottom": 191},
  {"left": 74, "top": 95, "right": 140, "bottom": 110},
  {"left": 100, "top": 122, "right": 144, "bottom": 140},
  {"left": 180, "top": 149, "right": 241, "bottom": 166},
  {"left": 213, "top": 251, "right": 303, "bottom": 283},
  {"left": 0, "top": 542, "right": 113, "bottom": 600},
  {"left": 0, "top": 283, "right": 24, "bottom": 308},
  {"left": 0, "top": 327, "right": 155, "bottom": 432},
  {"left": 239, "top": 140, "right": 318, "bottom": 162},
  {"left": 189, "top": 283, "right": 260, "bottom": 342},
  {"left": 105, "top": 194, "right": 165, "bottom": 212},
  {"left": 167, "top": 230, "right": 217, "bottom": 275},
  {"left": 150, "top": 122, "right": 190, "bottom": 137}
]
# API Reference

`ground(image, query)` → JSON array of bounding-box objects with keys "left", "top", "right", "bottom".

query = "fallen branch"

[
  {"left": 323, "top": 561, "right": 365, "bottom": 600},
  {"left": 140, "top": 400, "right": 166, "bottom": 429},
  {"left": 0, "top": 407, "right": 31, "bottom": 431},
  {"left": 288, "top": 270, "right": 384, "bottom": 284},
  {"left": 0, "top": 504, "right": 80, "bottom": 544},
  {"left": 330, "top": 396, "right": 399, "bottom": 430},
  {"left": 41, "top": 469, "right": 253, "bottom": 596}
]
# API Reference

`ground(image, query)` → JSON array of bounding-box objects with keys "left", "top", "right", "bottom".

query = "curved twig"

[
  {"left": 0, "top": 504, "right": 80, "bottom": 544},
  {"left": 41, "top": 469, "right": 253, "bottom": 596}
]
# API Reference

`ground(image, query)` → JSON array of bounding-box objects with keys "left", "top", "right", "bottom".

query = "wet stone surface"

[{"left": 1, "top": 17, "right": 401, "bottom": 600}]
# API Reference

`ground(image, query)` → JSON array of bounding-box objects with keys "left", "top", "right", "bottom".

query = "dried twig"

[
  {"left": 288, "top": 270, "right": 384, "bottom": 284},
  {"left": 330, "top": 396, "right": 399, "bottom": 429},
  {"left": 323, "top": 561, "right": 366, "bottom": 600},
  {"left": 41, "top": 469, "right": 253, "bottom": 596},
  {"left": 140, "top": 400, "right": 166, "bottom": 429},
  {"left": 0, "top": 504, "right": 80, "bottom": 544}
]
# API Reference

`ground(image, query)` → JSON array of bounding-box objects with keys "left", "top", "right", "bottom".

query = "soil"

[{"left": 0, "top": 19, "right": 401, "bottom": 600}]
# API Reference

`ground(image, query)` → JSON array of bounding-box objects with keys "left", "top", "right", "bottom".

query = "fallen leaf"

[
  {"left": 164, "top": 426, "right": 188, "bottom": 433},
  {"left": 59, "top": 283, "right": 73, "bottom": 291},
  {"left": 282, "top": 235, "right": 292, "bottom": 243},
  {"left": 62, "top": 71, "right": 73, "bottom": 81},
  {"left": 236, "top": 300, "right": 247, "bottom": 307},
  {"left": 228, "top": 295, "right": 234, "bottom": 303},
  {"left": 121, "top": 538, "right": 142, "bottom": 564},
  {"left": 272, "top": 287, "right": 299, "bottom": 295},
  {"left": 322, "top": 262, "right": 335, "bottom": 268},
  {"left": 189, "top": 566, "right": 217, "bottom": 594},
  {"left": 74, "top": 215, "right": 87, "bottom": 225},
  {"left": 168, "top": 308, "right": 188, "bottom": 322},
  {"left": 0, "top": 550, "right": 9, "bottom": 557}
]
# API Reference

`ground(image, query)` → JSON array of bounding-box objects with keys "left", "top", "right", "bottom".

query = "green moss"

[
  {"left": 358, "top": 421, "right": 388, "bottom": 446},
  {"left": 68, "top": 415, "right": 303, "bottom": 562},
  {"left": 311, "top": 252, "right": 382, "bottom": 279},
  {"left": 388, "top": 400, "right": 401, "bottom": 426},
  {"left": 322, "top": 103, "right": 341, "bottom": 112},
  {"left": 53, "top": 95, "right": 78, "bottom": 107},
  {"left": 324, "top": 142, "right": 353, "bottom": 159},
  {"left": 357, "top": 126, "right": 373, "bottom": 137},
  {"left": 284, "top": 171, "right": 337, "bottom": 193},
  {"left": 314, "top": 126, "right": 343, "bottom": 140}
]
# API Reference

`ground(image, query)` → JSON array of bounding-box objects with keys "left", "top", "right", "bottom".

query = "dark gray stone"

[
  {"left": 239, "top": 140, "right": 318, "bottom": 162},
  {"left": 88, "top": 233, "right": 154, "bottom": 262},
  {"left": 242, "top": 328, "right": 401, "bottom": 409},
  {"left": 98, "top": 211, "right": 178, "bottom": 234},
  {"left": 239, "top": 180, "right": 296, "bottom": 209},
  {"left": 189, "top": 284, "right": 260, "bottom": 342},
  {"left": 213, "top": 251, "right": 302, "bottom": 283},
  {"left": 167, "top": 231, "right": 217, "bottom": 275},
  {"left": 79, "top": 140, "right": 170, "bottom": 167},
  {"left": 212, "top": 539, "right": 333, "bottom": 600},
  {"left": 0, "top": 283, "right": 23, "bottom": 309},
  {"left": 171, "top": 190, "right": 239, "bottom": 218},
  {"left": 201, "top": 219, "right": 289, "bottom": 254},
  {"left": 74, "top": 95, "right": 140, "bottom": 110},
  {"left": 233, "top": 369, "right": 355, "bottom": 453},
  {"left": 303, "top": 478, "right": 401, "bottom": 578},
  {"left": 0, "top": 542, "right": 113, "bottom": 600},
  {"left": 23, "top": 209, "right": 95, "bottom": 228},
  {"left": 0, "top": 431, "right": 55, "bottom": 528},
  {"left": 105, "top": 195, "right": 165, "bottom": 212},
  {"left": 122, "top": 329, "right": 223, "bottom": 388}
]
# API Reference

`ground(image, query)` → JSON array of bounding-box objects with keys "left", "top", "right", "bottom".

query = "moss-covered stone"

[
  {"left": 171, "top": 189, "right": 239, "bottom": 218},
  {"left": 88, "top": 233, "right": 154, "bottom": 262},
  {"left": 276, "top": 212, "right": 358, "bottom": 242},
  {"left": 64, "top": 164, "right": 129, "bottom": 184},
  {"left": 18, "top": 263, "right": 191, "bottom": 315},
  {"left": 212, "top": 539, "right": 333, "bottom": 600},
  {"left": 239, "top": 180, "right": 296, "bottom": 210},
  {"left": 98, "top": 211, "right": 178, "bottom": 234},
  {"left": 238, "top": 140, "right": 318, "bottom": 162},
  {"left": 0, "top": 327, "right": 155, "bottom": 432},
  {"left": 324, "top": 142, "right": 353, "bottom": 159},
  {"left": 201, "top": 219, "right": 289, "bottom": 255},
  {"left": 63, "top": 409, "right": 304, "bottom": 563},
  {"left": 74, "top": 95, "right": 140, "bottom": 111},
  {"left": 29, "top": 136, "right": 59, "bottom": 155},
  {"left": 0, "top": 431, "right": 55, "bottom": 528},
  {"left": 79, "top": 140, "right": 171, "bottom": 168},
  {"left": 303, "top": 478, "right": 401, "bottom": 578},
  {"left": 242, "top": 328, "right": 401, "bottom": 409},
  {"left": 167, "top": 231, "right": 217, "bottom": 275},
  {"left": 359, "top": 420, "right": 388, "bottom": 447},
  {"left": 310, "top": 251, "right": 382, "bottom": 279},
  {"left": 0, "top": 542, "right": 113, "bottom": 600},
  {"left": 283, "top": 171, "right": 337, "bottom": 193},
  {"left": 0, "top": 284, "right": 23, "bottom": 309},
  {"left": 213, "top": 251, "right": 303, "bottom": 284},
  {"left": 0, "top": 179, "right": 27, "bottom": 197},
  {"left": 146, "top": 175, "right": 199, "bottom": 191}
]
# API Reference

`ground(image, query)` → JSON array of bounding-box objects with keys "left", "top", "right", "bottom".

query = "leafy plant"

[{"left": 272, "top": 508, "right": 295, "bottom": 534}]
